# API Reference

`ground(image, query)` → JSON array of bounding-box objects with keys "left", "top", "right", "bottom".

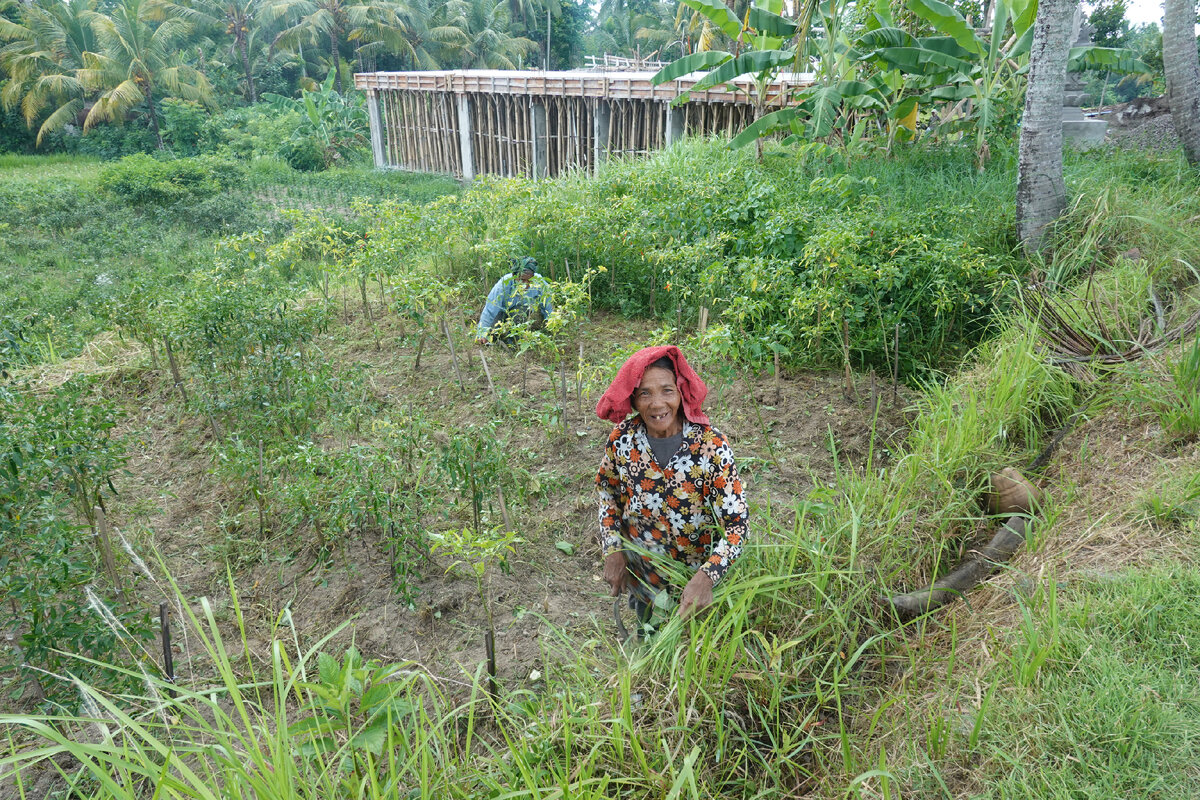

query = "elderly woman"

[{"left": 594, "top": 345, "right": 749, "bottom": 623}]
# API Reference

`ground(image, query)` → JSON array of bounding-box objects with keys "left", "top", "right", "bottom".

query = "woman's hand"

[
  {"left": 678, "top": 570, "right": 713, "bottom": 619},
  {"left": 602, "top": 551, "right": 629, "bottom": 596}
]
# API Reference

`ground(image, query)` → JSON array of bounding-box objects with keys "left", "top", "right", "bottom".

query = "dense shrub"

[
  {"left": 323, "top": 140, "right": 1017, "bottom": 376},
  {"left": 279, "top": 137, "right": 329, "bottom": 172},
  {"left": 50, "top": 120, "right": 159, "bottom": 159},
  {"left": 161, "top": 98, "right": 212, "bottom": 156},
  {"left": 98, "top": 153, "right": 248, "bottom": 204},
  {"left": 208, "top": 106, "right": 303, "bottom": 160}
]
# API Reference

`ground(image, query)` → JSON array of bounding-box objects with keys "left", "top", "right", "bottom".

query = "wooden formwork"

[{"left": 360, "top": 69, "right": 815, "bottom": 179}]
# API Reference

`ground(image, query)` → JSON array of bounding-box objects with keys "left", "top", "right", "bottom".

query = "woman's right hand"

[{"left": 602, "top": 551, "right": 628, "bottom": 596}]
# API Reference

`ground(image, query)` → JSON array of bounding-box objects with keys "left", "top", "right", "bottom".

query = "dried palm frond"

[{"left": 1027, "top": 284, "right": 1200, "bottom": 375}]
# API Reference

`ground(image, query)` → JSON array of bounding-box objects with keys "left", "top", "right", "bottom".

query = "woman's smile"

[{"left": 635, "top": 366, "right": 683, "bottom": 438}]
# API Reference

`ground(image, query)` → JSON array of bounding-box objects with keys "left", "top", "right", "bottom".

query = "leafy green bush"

[
  {"left": 0, "top": 379, "right": 150, "bottom": 705},
  {"left": 47, "top": 119, "right": 159, "bottom": 159},
  {"left": 304, "top": 140, "right": 1016, "bottom": 376},
  {"left": 279, "top": 137, "right": 329, "bottom": 172},
  {"left": 98, "top": 153, "right": 247, "bottom": 205},
  {"left": 160, "top": 98, "right": 212, "bottom": 156},
  {"left": 209, "top": 106, "right": 303, "bottom": 160}
]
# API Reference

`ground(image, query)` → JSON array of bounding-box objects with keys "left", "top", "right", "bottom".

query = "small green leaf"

[{"left": 555, "top": 540, "right": 575, "bottom": 555}]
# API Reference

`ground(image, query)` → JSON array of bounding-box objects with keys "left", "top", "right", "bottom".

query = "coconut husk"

[{"left": 985, "top": 468, "right": 1041, "bottom": 516}]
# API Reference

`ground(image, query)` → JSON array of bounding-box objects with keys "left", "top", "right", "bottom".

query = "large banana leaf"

[
  {"left": 1067, "top": 46, "right": 1151, "bottom": 74},
  {"left": 651, "top": 51, "right": 733, "bottom": 84},
  {"left": 1008, "top": 0, "right": 1037, "bottom": 39},
  {"left": 986, "top": 0, "right": 1008, "bottom": 67},
  {"left": 729, "top": 107, "right": 797, "bottom": 148},
  {"left": 679, "top": 0, "right": 743, "bottom": 41},
  {"left": 837, "top": 79, "right": 885, "bottom": 110},
  {"left": 800, "top": 84, "right": 843, "bottom": 138},
  {"left": 856, "top": 27, "right": 916, "bottom": 50},
  {"left": 747, "top": 5, "right": 797, "bottom": 37},
  {"left": 867, "top": 44, "right": 974, "bottom": 77},
  {"left": 905, "top": 0, "right": 982, "bottom": 57},
  {"left": 887, "top": 95, "right": 919, "bottom": 120},
  {"left": 923, "top": 83, "right": 975, "bottom": 102},
  {"left": 692, "top": 48, "right": 797, "bottom": 90}
]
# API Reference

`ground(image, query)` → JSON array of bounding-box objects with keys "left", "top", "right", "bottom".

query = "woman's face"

[{"left": 634, "top": 366, "right": 683, "bottom": 438}]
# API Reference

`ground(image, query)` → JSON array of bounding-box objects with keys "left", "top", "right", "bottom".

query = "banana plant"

[
  {"left": 856, "top": 0, "right": 1150, "bottom": 167},
  {"left": 654, "top": 0, "right": 898, "bottom": 151},
  {"left": 650, "top": 0, "right": 816, "bottom": 156}
]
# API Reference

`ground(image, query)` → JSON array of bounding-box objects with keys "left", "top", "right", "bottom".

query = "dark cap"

[{"left": 515, "top": 256, "right": 537, "bottom": 276}]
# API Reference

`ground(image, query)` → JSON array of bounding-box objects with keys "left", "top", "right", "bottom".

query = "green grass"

[
  {"left": 0, "top": 154, "right": 459, "bottom": 369},
  {"left": 971, "top": 567, "right": 1200, "bottom": 798}
]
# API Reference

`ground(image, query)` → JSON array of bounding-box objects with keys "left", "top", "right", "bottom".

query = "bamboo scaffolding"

[{"left": 377, "top": 82, "right": 768, "bottom": 178}]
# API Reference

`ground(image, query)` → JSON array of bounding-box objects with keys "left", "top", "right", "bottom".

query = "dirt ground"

[{"left": 90, "top": 307, "right": 911, "bottom": 696}]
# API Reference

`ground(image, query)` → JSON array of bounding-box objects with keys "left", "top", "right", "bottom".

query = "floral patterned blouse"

[{"left": 595, "top": 416, "right": 749, "bottom": 597}]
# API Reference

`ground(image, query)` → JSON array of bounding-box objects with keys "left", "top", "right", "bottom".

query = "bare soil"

[{"left": 96, "top": 306, "right": 911, "bottom": 694}]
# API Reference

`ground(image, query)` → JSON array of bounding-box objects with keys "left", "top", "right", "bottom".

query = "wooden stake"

[
  {"left": 698, "top": 306, "right": 709, "bottom": 335},
  {"left": 577, "top": 342, "right": 584, "bottom": 417},
  {"left": 94, "top": 506, "right": 127, "bottom": 603},
  {"left": 774, "top": 349, "right": 781, "bottom": 403},
  {"left": 842, "top": 315, "right": 854, "bottom": 398},
  {"left": 160, "top": 602, "right": 176, "bottom": 697},
  {"left": 413, "top": 332, "right": 426, "bottom": 372},
  {"left": 164, "top": 338, "right": 187, "bottom": 404},
  {"left": 479, "top": 349, "right": 497, "bottom": 400},
  {"left": 442, "top": 317, "right": 465, "bottom": 394},
  {"left": 484, "top": 630, "right": 498, "bottom": 697},
  {"left": 497, "top": 487, "right": 512, "bottom": 530}
]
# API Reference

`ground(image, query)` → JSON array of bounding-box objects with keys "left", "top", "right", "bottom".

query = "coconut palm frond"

[{"left": 36, "top": 98, "right": 84, "bottom": 144}]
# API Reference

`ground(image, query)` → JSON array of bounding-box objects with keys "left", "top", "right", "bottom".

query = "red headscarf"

[{"left": 595, "top": 345, "right": 710, "bottom": 426}]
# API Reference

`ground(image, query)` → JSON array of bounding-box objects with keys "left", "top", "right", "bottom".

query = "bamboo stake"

[
  {"left": 698, "top": 306, "right": 709, "bottom": 335},
  {"left": 577, "top": 342, "right": 584, "bottom": 416}
]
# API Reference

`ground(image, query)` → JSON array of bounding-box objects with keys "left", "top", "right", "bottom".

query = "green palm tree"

[
  {"left": 266, "top": 0, "right": 415, "bottom": 92},
  {"left": 147, "top": 0, "right": 264, "bottom": 101},
  {"left": 77, "top": 0, "right": 214, "bottom": 148},
  {"left": 443, "top": 0, "right": 536, "bottom": 69},
  {"left": 0, "top": 0, "right": 97, "bottom": 145}
]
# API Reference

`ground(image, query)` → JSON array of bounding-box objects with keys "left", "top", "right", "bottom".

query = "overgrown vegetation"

[{"left": 2, "top": 137, "right": 1199, "bottom": 799}]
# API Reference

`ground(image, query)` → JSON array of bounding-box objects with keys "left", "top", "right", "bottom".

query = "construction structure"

[{"left": 354, "top": 69, "right": 813, "bottom": 180}]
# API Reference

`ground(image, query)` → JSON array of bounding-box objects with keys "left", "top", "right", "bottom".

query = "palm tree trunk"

[
  {"left": 1015, "top": 0, "right": 1073, "bottom": 255},
  {"left": 238, "top": 29, "right": 257, "bottom": 103},
  {"left": 145, "top": 85, "right": 164, "bottom": 149},
  {"left": 1164, "top": 0, "right": 1200, "bottom": 165},
  {"left": 331, "top": 31, "right": 342, "bottom": 93}
]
